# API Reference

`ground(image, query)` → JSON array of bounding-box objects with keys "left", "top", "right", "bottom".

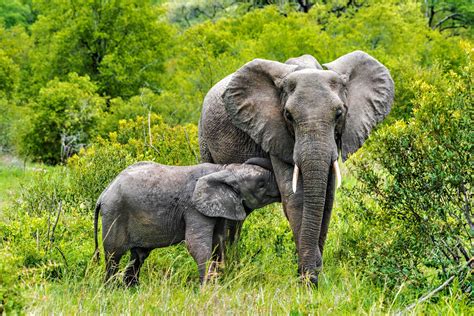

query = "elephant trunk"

[{"left": 294, "top": 133, "right": 334, "bottom": 281}]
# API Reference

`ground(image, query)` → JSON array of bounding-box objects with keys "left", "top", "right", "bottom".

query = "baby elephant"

[{"left": 93, "top": 158, "right": 280, "bottom": 286}]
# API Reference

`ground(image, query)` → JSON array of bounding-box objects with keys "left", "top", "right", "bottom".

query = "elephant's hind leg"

[
  {"left": 124, "top": 247, "right": 151, "bottom": 287},
  {"left": 104, "top": 249, "right": 125, "bottom": 284}
]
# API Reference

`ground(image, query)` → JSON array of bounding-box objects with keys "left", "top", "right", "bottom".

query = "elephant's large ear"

[
  {"left": 192, "top": 170, "right": 246, "bottom": 221},
  {"left": 223, "top": 59, "right": 298, "bottom": 163},
  {"left": 285, "top": 54, "right": 323, "bottom": 70},
  {"left": 323, "top": 51, "right": 394, "bottom": 161}
]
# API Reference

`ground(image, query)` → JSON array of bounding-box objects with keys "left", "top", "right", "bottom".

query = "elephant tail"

[{"left": 93, "top": 201, "right": 101, "bottom": 262}]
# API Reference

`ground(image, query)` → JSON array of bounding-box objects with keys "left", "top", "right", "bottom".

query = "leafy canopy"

[{"left": 30, "top": 0, "right": 174, "bottom": 98}]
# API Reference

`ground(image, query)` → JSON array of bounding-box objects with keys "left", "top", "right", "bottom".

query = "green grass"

[
  {"left": 0, "top": 155, "right": 471, "bottom": 314},
  {"left": 0, "top": 155, "right": 24, "bottom": 210}
]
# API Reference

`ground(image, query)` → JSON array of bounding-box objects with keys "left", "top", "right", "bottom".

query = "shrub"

[
  {"left": 18, "top": 73, "right": 106, "bottom": 164},
  {"left": 336, "top": 42, "right": 473, "bottom": 290}
]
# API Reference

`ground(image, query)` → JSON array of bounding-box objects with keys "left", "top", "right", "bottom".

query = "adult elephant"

[{"left": 198, "top": 51, "right": 394, "bottom": 284}]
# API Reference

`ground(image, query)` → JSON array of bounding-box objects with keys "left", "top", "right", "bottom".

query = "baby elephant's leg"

[
  {"left": 105, "top": 249, "right": 125, "bottom": 284},
  {"left": 185, "top": 214, "right": 216, "bottom": 284},
  {"left": 211, "top": 218, "right": 226, "bottom": 264},
  {"left": 124, "top": 247, "right": 151, "bottom": 287}
]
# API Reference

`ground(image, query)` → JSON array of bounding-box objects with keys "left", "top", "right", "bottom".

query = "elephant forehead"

[{"left": 286, "top": 69, "right": 343, "bottom": 89}]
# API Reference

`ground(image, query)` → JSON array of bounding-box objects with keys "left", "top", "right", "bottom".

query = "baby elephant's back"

[{"left": 102, "top": 162, "right": 200, "bottom": 213}]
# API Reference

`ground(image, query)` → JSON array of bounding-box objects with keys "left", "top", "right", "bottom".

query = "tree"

[
  {"left": 30, "top": 0, "right": 174, "bottom": 98},
  {"left": 166, "top": 0, "right": 238, "bottom": 27},
  {"left": 19, "top": 73, "right": 106, "bottom": 164},
  {"left": 424, "top": 0, "right": 474, "bottom": 33},
  {"left": 0, "top": 0, "right": 35, "bottom": 28}
]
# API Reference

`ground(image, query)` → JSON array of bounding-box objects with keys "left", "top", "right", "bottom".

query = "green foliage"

[
  {"left": 424, "top": 0, "right": 474, "bottom": 35},
  {"left": 0, "top": 0, "right": 34, "bottom": 28},
  {"left": 98, "top": 88, "right": 191, "bottom": 137},
  {"left": 0, "top": 24, "right": 31, "bottom": 96},
  {"left": 0, "top": 99, "right": 17, "bottom": 152},
  {"left": 18, "top": 73, "right": 106, "bottom": 164},
  {"left": 29, "top": 0, "right": 174, "bottom": 97},
  {"left": 336, "top": 42, "right": 473, "bottom": 289},
  {"left": 0, "top": 50, "right": 20, "bottom": 97},
  {"left": 157, "top": 1, "right": 467, "bottom": 124}
]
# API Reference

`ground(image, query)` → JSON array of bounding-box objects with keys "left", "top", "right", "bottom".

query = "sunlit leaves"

[{"left": 30, "top": 0, "right": 174, "bottom": 98}]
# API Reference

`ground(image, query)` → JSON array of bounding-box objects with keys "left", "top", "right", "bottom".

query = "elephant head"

[
  {"left": 222, "top": 51, "right": 394, "bottom": 277},
  {"left": 192, "top": 158, "right": 280, "bottom": 221}
]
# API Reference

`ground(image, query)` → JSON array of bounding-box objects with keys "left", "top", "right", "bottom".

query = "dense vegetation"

[{"left": 0, "top": 0, "right": 472, "bottom": 313}]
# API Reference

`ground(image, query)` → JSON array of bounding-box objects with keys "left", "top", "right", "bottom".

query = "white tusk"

[
  {"left": 333, "top": 160, "right": 342, "bottom": 189},
  {"left": 292, "top": 165, "right": 299, "bottom": 193}
]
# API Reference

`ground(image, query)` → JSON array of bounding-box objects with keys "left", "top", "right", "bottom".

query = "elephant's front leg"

[
  {"left": 185, "top": 212, "right": 216, "bottom": 284},
  {"left": 270, "top": 156, "right": 304, "bottom": 262},
  {"left": 211, "top": 218, "right": 227, "bottom": 269}
]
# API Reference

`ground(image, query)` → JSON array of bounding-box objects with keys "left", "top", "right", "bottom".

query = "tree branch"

[
  {"left": 297, "top": 0, "right": 314, "bottom": 13},
  {"left": 433, "top": 13, "right": 463, "bottom": 29},
  {"left": 440, "top": 24, "right": 469, "bottom": 32},
  {"left": 460, "top": 182, "right": 473, "bottom": 231},
  {"left": 404, "top": 275, "right": 456, "bottom": 312},
  {"left": 399, "top": 258, "right": 473, "bottom": 314}
]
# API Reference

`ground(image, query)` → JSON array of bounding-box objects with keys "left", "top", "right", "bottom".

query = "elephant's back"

[{"left": 200, "top": 75, "right": 268, "bottom": 164}]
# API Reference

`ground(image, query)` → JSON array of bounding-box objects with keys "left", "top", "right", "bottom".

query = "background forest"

[{"left": 0, "top": 0, "right": 472, "bottom": 313}]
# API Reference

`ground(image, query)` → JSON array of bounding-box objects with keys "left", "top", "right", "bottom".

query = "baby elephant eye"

[
  {"left": 284, "top": 110, "right": 294, "bottom": 122},
  {"left": 335, "top": 108, "right": 343, "bottom": 119}
]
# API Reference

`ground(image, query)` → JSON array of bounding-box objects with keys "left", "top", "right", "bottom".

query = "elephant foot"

[
  {"left": 298, "top": 269, "right": 320, "bottom": 288},
  {"left": 124, "top": 275, "right": 140, "bottom": 287},
  {"left": 203, "top": 260, "right": 221, "bottom": 283}
]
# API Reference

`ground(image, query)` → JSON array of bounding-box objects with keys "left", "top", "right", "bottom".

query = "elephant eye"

[
  {"left": 335, "top": 108, "right": 343, "bottom": 120},
  {"left": 284, "top": 110, "right": 294, "bottom": 122}
]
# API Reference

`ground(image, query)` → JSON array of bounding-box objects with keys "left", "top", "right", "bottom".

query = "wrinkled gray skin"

[
  {"left": 199, "top": 51, "right": 394, "bottom": 284},
  {"left": 93, "top": 158, "right": 279, "bottom": 286}
]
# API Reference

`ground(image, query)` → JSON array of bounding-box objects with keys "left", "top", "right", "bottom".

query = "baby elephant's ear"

[{"left": 192, "top": 170, "right": 246, "bottom": 221}]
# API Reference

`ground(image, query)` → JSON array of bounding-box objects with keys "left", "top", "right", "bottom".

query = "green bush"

[
  {"left": 336, "top": 42, "right": 473, "bottom": 290},
  {"left": 18, "top": 73, "right": 106, "bottom": 164}
]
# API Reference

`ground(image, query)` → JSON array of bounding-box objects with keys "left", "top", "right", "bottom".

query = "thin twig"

[
  {"left": 50, "top": 200, "right": 62, "bottom": 245},
  {"left": 403, "top": 275, "right": 456, "bottom": 312},
  {"left": 36, "top": 229, "right": 40, "bottom": 251},
  {"left": 55, "top": 246, "right": 69, "bottom": 267},
  {"left": 148, "top": 111, "right": 153, "bottom": 146},
  {"left": 460, "top": 183, "right": 473, "bottom": 231},
  {"left": 433, "top": 13, "right": 462, "bottom": 29},
  {"left": 400, "top": 257, "right": 473, "bottom": 313}
]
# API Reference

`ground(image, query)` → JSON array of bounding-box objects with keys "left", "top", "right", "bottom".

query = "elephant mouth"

[
  {"left": 242, "top": 201, "right": 253, "bottom": 214},
  {"left": 292, "top": 160, "right": 341, "bottom": 194}
]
